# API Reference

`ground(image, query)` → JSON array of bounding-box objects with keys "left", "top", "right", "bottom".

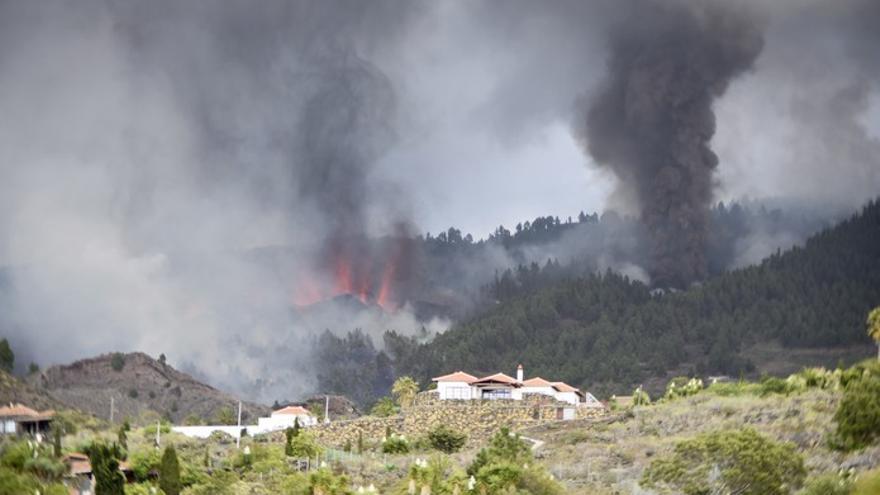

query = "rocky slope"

[
  {"left": 26, "top": 352, "right": 269, "bottom": 424},
  {"left": 0, "top": 369, "right": 70, "bottom": 411}
]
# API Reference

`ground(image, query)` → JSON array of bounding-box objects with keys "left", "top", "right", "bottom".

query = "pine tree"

[
  {"left": 159, "top": 445, "right": 181, "bottom": 495},
  {"left": 0, "top": 338, "right": 13, "bottom": 373},
  {"left": 86, "top": 442, "right": 124, "bottom": 495},
  {"left": 117, "top": 421, "right": 130, "bottom": 453},
  {"left": 53, "top": 426, "right": 62, "bottom": 458}
]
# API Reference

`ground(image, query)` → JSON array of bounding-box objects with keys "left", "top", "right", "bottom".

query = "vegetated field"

[{"left": 522, "top": 388, "right": 880, "bottom": 495}]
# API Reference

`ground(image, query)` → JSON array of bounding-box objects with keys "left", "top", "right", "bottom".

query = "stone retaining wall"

[{"left": 305, "top": 392, "right": 606, "bottom": 448}]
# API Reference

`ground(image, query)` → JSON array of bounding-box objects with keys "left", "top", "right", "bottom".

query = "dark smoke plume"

[{"left": 578, "top": 1, "right": 764, "bottom": 288}]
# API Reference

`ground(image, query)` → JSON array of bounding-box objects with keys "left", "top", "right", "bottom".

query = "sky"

[{"left": 0, "top": 0, "right": 878, "bottom": 401}]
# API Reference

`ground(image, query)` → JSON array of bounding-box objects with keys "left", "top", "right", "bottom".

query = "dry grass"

[{"left": 521, "top": 389, "right": 880, "bottom": 494}]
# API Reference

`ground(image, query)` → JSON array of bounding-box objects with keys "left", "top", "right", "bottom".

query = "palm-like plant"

[
  {"left": 392, "top": 376, "right": 420, "bottom": 409},
  {"left": 868, "top": 306, "right": 880, "bottom": 361}
]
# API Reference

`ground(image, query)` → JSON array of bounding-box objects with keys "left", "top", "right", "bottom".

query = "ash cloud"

[
  {"left": 0, "top": 0, "right": 877, "bottom": 405},
  {"left": 575, "top": 0, "right": 764, "bottom": 288},
  {"left": 0, "top": 0, "right": 427, "bottom": 403}
]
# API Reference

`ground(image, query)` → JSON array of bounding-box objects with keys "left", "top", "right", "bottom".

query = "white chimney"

[{"left": 516, "top": 364, "right": 524, "bottom": 383}]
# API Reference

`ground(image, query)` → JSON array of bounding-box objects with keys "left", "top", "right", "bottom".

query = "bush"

[
  {"left": 143, "top": 421, "right": 172, "bottom": 437},
  {"left": 759, "top": 376, "right": 791, "bottom": 396},
  {"left": 633, "top": 385, "right": 651, "bottom": 406},
  {"left": 369, "top": 397, "right": 398, "bottom": 417},
  {"left": 467, "top": 427, "right": 531, "bottom": 476},
  {"left": 641, "top": 428, "right": 805, "bottom": 495},
  {"left": 128, "top": 389, "right": 139, "bottom": 399},
  {"left": 381, "top": 434, "right": 410, "bottom": 454},
  {"left": 799, "top": 472, "right": 853, "bottom": 495},
  {"left": 110, "top": 353, "right": 126, "bottom": 372},
  {"left": 309, "top": 468, "right": 350, "bottom": 495},
  {"left": 427, "top": 424, "right": 467, "bottom": 454},
  {"left": 832, "top": 367, "right": 880, "bottom": 451},
  {"left": 159, "top": 446, "right": 181, "bottom": 495},
  {"left": 706, "top": 380, "right": 761, "bottom": 396},
  {"left": 663, "top": 376, "right": 703, "bottom": 401},
  {"left": 287, "top": 432, "right": 322, "bottom": 459}
]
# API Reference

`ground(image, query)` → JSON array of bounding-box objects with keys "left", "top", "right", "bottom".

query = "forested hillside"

[{"left": 317, "top": 199, "right": 880, "bottom": 403}]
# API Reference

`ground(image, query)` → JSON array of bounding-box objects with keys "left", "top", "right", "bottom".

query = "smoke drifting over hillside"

[
  {"left": 578, "top": 1, "right": 764, "bottom": 288},
  {"left": 0, "top": 0, "right": 876, "bottom": 403}
]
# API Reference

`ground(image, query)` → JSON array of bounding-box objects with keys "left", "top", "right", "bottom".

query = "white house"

[
  {"left": 433, "top": 371, "right": 479, "bottom": 400},
  {"left": 431, "top": 364, "right": 596, "bottom": 407},
  {"left": 173, "top": 405, "right": 317, "bottom": 439},
  {"left": 257, "top": 405, "right": 317, "bottom": 431}
]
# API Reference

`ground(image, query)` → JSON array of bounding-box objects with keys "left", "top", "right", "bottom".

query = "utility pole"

[
  {"left": 236, "top": 401, "right": 242, "bottom": 449},
  {"left": 155, "top": 420, "right": 161, "bottom": 448},
  {"left": 324, "top": 395, "right": 330, "bottom": 424},
  {"left": 109, "top": 396, "right": 114, "bottom": 424}
]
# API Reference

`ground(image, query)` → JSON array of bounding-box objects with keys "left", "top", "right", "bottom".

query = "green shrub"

[
  {"left": 143, "top": 421, "right": 172, "bottom": 437},
  {"left": 369, "top": 397, "right": 398, "bottom": 417},
  {"left": 308, "top": 468, "right": 351, "bottom": 495},
  {"left": 287, "top": 432, "right": 322, "bottom": 459},
  {"left": 0, "top": 467, "right": 39, "bottom": 494},
  {"left": 24, "top": 456, "right": 66, "bottom": 480},
  {"left": 832, "top": 367, "right": 880, "bottom": 451},
  {"left": 427, "top": 424, "right": 467, "bottom": 454},
  {"left": 799, "top": 471, "right": 853, "bottom": 495},
  {"left": 110, "top": 353, "right": 126, "bottom": 372},
  {"left": 759, "top": 376, "right": 791, "bottom": 396},
  {"left": 641, "top": 428, "right": 806, "bottom": 495},
  {"left": 381, "top": 434, "right": 410, "bottom": 454},
  {"left": 633, "top": 385, "right": 651, "bottom": 406},
  {"left": 475, "top": 462, "right": 522, "bottom": 493},
  {"left": 129, "top": 448, "right": 161, "bottom": 482},
  {"left": 663, "top": 376, "right": 703, "bottom": 401},
  {"left": 467, "top": 427, "right": 531, "bottom": 477},
  {"left": 0, "top": 441, "right": 33, "bottom": 470},
  {"left": 159, "top": 446, "right": 181, "bottom": 495},
  {"left": 706, "top": 380, "right": 761, "bottom": 396},
  {"left": 86, "top": 442, "right": 126, "bottom": 495},
  {"left": 128, "top": 389, "right": 139, "bottom": 399}
]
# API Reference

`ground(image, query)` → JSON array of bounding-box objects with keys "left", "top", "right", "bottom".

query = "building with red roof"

[{"left": 430, "top": 365, "right": 598, "bottom": 406}]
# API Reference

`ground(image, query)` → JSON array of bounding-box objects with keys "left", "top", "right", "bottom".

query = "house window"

[
  {"left": 482, "top": 389, "right": 512, "bottom": 400},
  {"left": 446, "top": 387, "right": 470, "bottom": 400}
]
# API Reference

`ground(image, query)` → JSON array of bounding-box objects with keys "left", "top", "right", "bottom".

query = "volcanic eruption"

[{"left": 289, "top": 44, "right": 412, "bottom": 312}]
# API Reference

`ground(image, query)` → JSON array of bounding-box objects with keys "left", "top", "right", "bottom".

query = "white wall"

[
  {"left": 521, "top": 386, "right": 557, "bottom": 400},
  {"left": 437, "top": 381, "right": 475, "bottom": 400},
  {"left": 554, "top": 391, "right": 580, "bottom": 405},
  {"left": 258, "top": 414, "right": 316, "bottom": 431},
  {"left": 172, "top": 425, "right": 250, "bottom": 439}
]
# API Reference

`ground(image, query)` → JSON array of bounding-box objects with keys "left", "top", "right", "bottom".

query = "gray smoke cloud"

[
  {"left": 0, "top": 0, "right": 877, "bottom": 404},
  {"left": 576, "top": 0, "right": 764, "bottom": 288},
  {"left": 0, "top": 0, "right": 431, "bottom": 403}
]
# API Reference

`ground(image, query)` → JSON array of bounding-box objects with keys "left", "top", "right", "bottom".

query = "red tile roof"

[
  {"left": 272, "top": 406, "right": 312, "bottom": 417},
  {"left": 63, "top": 453, "right": 131, "bottom": 476},
  {"left": 522, "top": 377, "right": 554, "bottom": 388},
  {"left": 431, "top": 371, "right": 478, "bottom": 383},
  {"left": 473, "top": 373, "right": 518, "bottom": 385},
  {"left": 551, "top": 382, "right": 579, "bottom": 393},
  {"left": 0, "top": 403, "right": 54, "bottom": 420}
]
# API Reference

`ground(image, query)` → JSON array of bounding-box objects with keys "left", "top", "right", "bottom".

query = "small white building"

[
  {"left": 257, "top": 405, "right": 317, "bottom": 431},
  {"left": 431, "top": 364, "right": 597, "bottom": 407},
  {"left": 433, "top": 371, "right": 479, "bottom": 400},
  {"left": 173, "top": 405, "right": 317, "bottom": 439}
]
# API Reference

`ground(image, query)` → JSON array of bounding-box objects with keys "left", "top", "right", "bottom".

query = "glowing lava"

[{"left": 293, "top": 256, "right": 399, "bottom": 312}]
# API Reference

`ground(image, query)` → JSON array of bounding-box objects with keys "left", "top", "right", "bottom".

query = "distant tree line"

[{"left": 315, "top": 199, "right": 880, "bottom": 403}]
